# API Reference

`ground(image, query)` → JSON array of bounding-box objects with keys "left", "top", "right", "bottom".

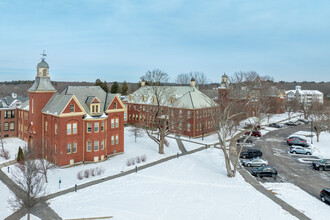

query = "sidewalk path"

[{"left": 174, "top": 135, "right": 187, "bottom": 154}]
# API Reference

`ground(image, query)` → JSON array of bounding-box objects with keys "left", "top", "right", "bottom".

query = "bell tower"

[
  {"left": 218, "top": 73, "right": 230, "bottom": 103},
  {"left": 28, "top": 52, "right": 57, "bottom": 153}
]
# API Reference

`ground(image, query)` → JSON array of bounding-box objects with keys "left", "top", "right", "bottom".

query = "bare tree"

[
  {"left": 129, "top": 125, "right": 144, "bottom": 142},
  {"left": 8, "top": 159, "right": 46, "bottom": 219},
  {"left": 138, "top": 69, "right": 175, "bottom": 154},
  {"left": 175, "top": 72, "right": 208, "bottom": 86},
  {"left": 309, "top": 101, "right": 330, "bottom": 142},
  {"left": 176, "top": 73, "right": 191, "bottom": 85},
  {"left": 0, "top": 137, "right": 10, "bottom": 160},
  {"left": 286, "top": 99, "right": 299, "bottom": 120}
]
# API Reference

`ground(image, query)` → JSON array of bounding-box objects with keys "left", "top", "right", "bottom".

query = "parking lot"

[{"left": 240, "top": 124, "right": 330, "bottom": 198}]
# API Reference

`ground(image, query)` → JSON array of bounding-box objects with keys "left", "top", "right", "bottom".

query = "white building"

[{"left": 286, "top": 86, "right": 323, "bottom": 106}]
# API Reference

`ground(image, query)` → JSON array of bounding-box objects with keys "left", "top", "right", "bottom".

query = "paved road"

[{"left": 243, "top": 124, "right": 330, "bottom": 199}]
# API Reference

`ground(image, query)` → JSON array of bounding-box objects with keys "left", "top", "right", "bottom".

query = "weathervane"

[{"left": 41, "top": 50, "right": 47, "bottom": 60}]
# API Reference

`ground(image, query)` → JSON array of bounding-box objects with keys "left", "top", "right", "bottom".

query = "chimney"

[
  {"left": 190, "top": 78, "right": 196, "bottom": 87},
  {"left": 141, "top": 80, "right": 146, "bottom": 87}
]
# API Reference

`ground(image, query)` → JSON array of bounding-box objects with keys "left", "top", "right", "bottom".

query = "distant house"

[
  {"left": 4, "top": 57, "right": 125, "bottom": 166},
  {"left": 286, "top": 86, "right": 323, "bottom": 106},
  {"left": 0, "top": 93, "right": 28, "bottom": 138},
  {"left": 124, "top": 79, "right": 218, "bottom": 138}
]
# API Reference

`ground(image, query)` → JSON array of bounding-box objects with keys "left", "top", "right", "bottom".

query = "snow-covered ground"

[
  {"left": 0, "top": 138, "right": 27, "bottom": 164},
  {"left": 289, "top": 130, "right": 330, "bottom": 158},
  {"left": 0, "top": 181, "right": 13, "bottom": 219},
  {"left": 1, "top": 127, "right": 203, "bottom": 194},
  {"left": 49, "top": 149, "right": 297, "bottom": 220},
  {"left": 263, "top": 183, "right": 330, "bottom": 220}
]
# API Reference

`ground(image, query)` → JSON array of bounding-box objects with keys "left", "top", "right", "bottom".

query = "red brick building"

[
  {"left": 125, "top": 79, "right": 218, "bottom": 138},
  {"left": 11, "top": 58, "right": 125, "bottom": 166},
  {"left": 217, "top": 74, "right": 285, "bottom": 117},
  {"left": 0, "top": 94, "right": 28, "bottom": 138}
]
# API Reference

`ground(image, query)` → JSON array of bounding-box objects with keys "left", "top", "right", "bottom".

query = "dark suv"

[
  {"left": 251, "top": 166, "right": 277, "bottom": 178},
  {"left": 240, "top": 149, "right": 262, "bottom": 159},
  {"left": 312, "top": 159, "right": 330, "bottom": 171},
  {"left": 320, "top": 189, "right": 330, "bottom": 204},
  {"left": 237, "top": 137, "right": 253, "bottom": 144},
  {"left": 244, "top": 130, "right": 261, "bottom": 137}
]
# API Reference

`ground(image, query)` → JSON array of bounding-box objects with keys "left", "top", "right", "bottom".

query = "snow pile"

[
  {"left": 48, "top": 149, "right": 296, "bottom": 220},
  {"left": 0, "top": 138, "right": 27, "bottom": 164},
  {"left": 263, "top": 182, "right": 330, "bottom": 220}
]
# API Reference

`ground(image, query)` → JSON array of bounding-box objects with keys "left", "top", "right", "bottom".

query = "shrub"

[
  {"left": 130, "top": 158, "right": 135, "bottom": 165},
  {"left": 141, "top": 154, "right": 147, "bottom": 162},
  {"left": 126, "top": 159, "right": 132, "bottom": 166},
  {"left": 84, "top": 169, "right": 90, "bottom": 178},
  {"left": 16, "top": 146, "right": 24, "bottom": 163},
  {"left": 135, "top": 156, "right": 141, "bottom": 163},
  {"left": 77, "top": 171, "right": 84, "bottom": 180},
  {"left": 96, "top": 166, "right": 105, "bottom": 175},
  {"left": 90, "top": 168, "right": 96, "bottom": 177}
]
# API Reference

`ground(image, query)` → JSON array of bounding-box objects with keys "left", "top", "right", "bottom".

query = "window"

[
  {"left": 94, "top": 141, "right": 99, "bottom": 151},
  {"left": 87, "top": 122, "right": 92, "bottom": 132},
  {"left": 111, "top": 119, "right": 114, "bottom": 128},
  {"left": 115, "top": 135, "right": 119, "bottom": 144},
  {"left": 87, "top": 141, "right": 92, "bottom": 151},
  {"left": 4, "top": 122, "right": 9, "bottom": 131},
  {"left": 92, "top": 105, "right": 95, "bottom": 112},
  {"left": 70, "top": 104, "right": 75, "bottom": 112},
  {"left": 179, "top": 110, "right": 182, "bottom": 116},
  {"left": 55, "top": 144, "right": 57, "bottom": 154},
  {"left": 187, "top": 123, "right": 191, "bottom": 131},
  {"left": 101, "top": 121, "right": 104, "bottom": 131},
  {"left": 111, "top": 136, "right": 114, "bottom": 145},
  {"left": 95, "top": 122, "right": 99, "bottom": 132},
  {"left": 114, "top": 102, "right": 117, "bottom": 109},
  {"left": 179, "top": 122, "right": 182, "bottom": 130},
  {"left": 72, "top": 123, "right": 77, "bottom": 134},
  {"left": 67, "top": 143, "right": 71, "bottom": 154},
  {"left": 96, "top": 105, "right": 99, "bottom": 112},
  {"left": 10, "top": 122, "right": 15, "bottom": 131},
  {"left": 4, "top": 110, "right": 14, "bottom": 119},
  {"left": 45, "top": 121, "right": 48, "bottom": 131},
  {"left": 101, "top": 140, "right": 104, "bottom": 150},
  {"left": 55, "top": 124, "right": 58, "bottom": 135},
  {"left": 32, "top": 99, "right": 34, "bottom": 114},
  {"left": 67, "top": 123, "right": 71, "bottom": 135},
  {"left": 115, "top": 118, "right": 119, "bottom": 128},
  {"left": 72, "top": 142, "right": 77, "bottom": 153},
  {"left": 187, "top": 111, "right": 191, "bottom": 118}
]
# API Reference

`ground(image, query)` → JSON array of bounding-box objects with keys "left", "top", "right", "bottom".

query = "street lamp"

[{"left": 311, "top": 121, "right": 313, "bottom": 144}]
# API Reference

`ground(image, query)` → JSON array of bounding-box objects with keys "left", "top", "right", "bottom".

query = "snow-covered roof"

[
  {"left": 286, "top": 90, "right": 323, "bottom": 95},
  {"left": 126, "top": 86, "right": 217, "bottom": 109}
]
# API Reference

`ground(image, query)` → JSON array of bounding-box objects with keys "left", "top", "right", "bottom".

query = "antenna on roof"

[{"left": 41, "top": 50, "right": 47, "bottom": 60}]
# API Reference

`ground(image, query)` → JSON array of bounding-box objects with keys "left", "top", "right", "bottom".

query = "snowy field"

[
  {"left": 0, "top": 181, "right": 13, "bottom": 219},
  {"left": 0, "top": 138, "right": 27, "bottom": 164},
  {"left": 49, "top": 149, "right": 297, "bottom": 220},
  {"left": 263, "top": 183, "right": 330, "bottom": 220},
  {"left": 289, "top": 130, "right": 330, "bottom": 158},
  {"left": 1, "top": 127, "right": 203, "bottom": 194}
]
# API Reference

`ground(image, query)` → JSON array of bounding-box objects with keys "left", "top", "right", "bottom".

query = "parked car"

[
  {"left": 289, "top": 146, "right": 312, "bottom": 155},
  {"left": 297, "top": 119, "right": 309, "bottom": 124},
  {"left": 251, "top": 166, "right": 278, "bottom": 178},
  {"left": 242, "top": 158, "right": 268, "bottom": 167},
  {"left": 244, "top": 130, "right": 261, "bottom": 137},
  {"left": 294, "top": 120, "right": 305, "bottom": 125},
  {"left": 290, "top": 142, "right": 311, "bottom": 148},
  {"left": 240, "top": 149, "right": 262, "bottom": 159},
  {"left": 320, "top": 189, "right": 330, "bottom": 204},
  {"left": 312, "top": 159, "right": 330, "bottom": 171},
  {"left": 285, "top": 121, "right": 297, "bottom": 126},
  {"left": 237, "top": 137, "right": 253, "bottom": 144},
  {"left": 287, "top": 139, "right": 308, "bottom": 146},
  {"left": 269, "top": 123, "right": 282, "bottom": 128},
  {"left": 287, "top": 136, "right": 307, "bottom": 142}
]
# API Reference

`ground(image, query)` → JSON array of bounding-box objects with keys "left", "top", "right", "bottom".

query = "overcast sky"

[{"left": 0, "top": 0, "right": 329, "bottom": 83}]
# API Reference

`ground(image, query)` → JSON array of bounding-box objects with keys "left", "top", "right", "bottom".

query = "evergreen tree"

[
  {"left": 110, "top": 81, "right": 119, "bottom": 93},
  {"left": 121, "top": 81, "right": 128, "bottom": 95},
  {"left": 17, "top": 146, "right": 24, "bottom": 163},
  {"left": 95, "top": 79, "right": 102, "bottom": 86},
  {"left": 101, "top": 81, "right": 109, "bottom": 93}
]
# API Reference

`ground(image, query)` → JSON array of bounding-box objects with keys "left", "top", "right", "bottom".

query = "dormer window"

[
  {"left": 70, "top": 104, "right": 75, "bottom": 112},
  {"left": 152, "top": 97, "right": 156, "bottom": 103},
  {"left": 91, "top": 104, "right": 100, "bottom": 114},
  {"left": 142, "top": 95, "right": 146, "bottom": 102},
  {"left": 114, "top": 102, "right": 117, "bottom": 109}
]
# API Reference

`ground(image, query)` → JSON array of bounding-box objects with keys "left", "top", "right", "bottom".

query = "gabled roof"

[
  {"left": 42, "top": 86, "right": 118, "bottom": 116},
  {"left": 0, "top": 95, "right": 28, "bottom": 109},
  {"left": 127, "top": 86, "right": 217, "bottom": 109}
]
